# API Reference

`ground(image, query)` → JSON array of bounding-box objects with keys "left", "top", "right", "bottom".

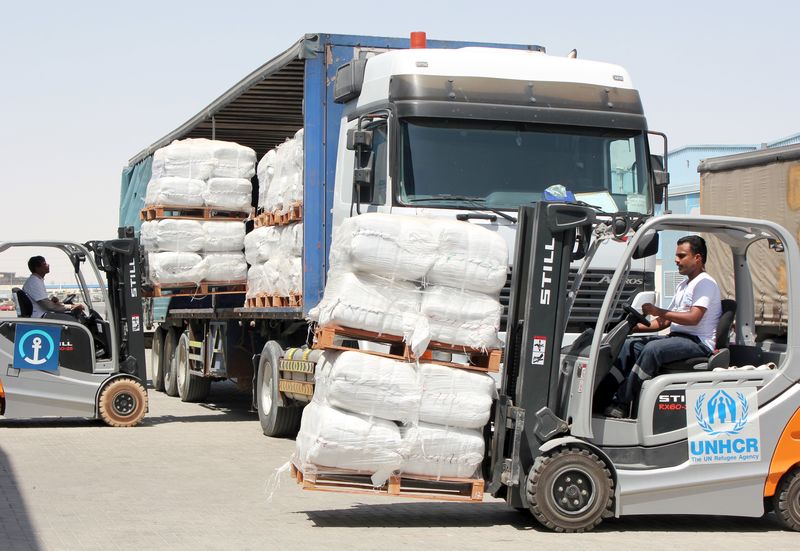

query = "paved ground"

[{"left": 1, "top": 360, "right": 797, "bottom": 551}]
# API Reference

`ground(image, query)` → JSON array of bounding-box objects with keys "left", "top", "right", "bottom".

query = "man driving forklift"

[
  {"left": 604, "top": 235, "right": 722, "bottom": 418},
  {"left": 21, "top": 255, "right": 84, "bottom": 319}
]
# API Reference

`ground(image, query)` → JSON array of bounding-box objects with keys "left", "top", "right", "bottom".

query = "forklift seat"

[
  {"left": 12, "top": 287, "right": 33, "bottom": 318},
  {"left": 660, "top": 299, "right": 736, "bottom": 373}
]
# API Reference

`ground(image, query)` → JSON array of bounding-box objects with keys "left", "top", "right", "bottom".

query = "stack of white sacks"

[
  {"left": 141, "top": 138, "right": 255, "bottom": 285},
  {"left": 245, "top": 129, "right": 305, "bottom": 298},
  {"left": 296, "top": 213, "right": 507, "bottom": 485}
]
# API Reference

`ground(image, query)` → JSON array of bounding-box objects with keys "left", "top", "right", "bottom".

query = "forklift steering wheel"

[
  {"left": 622, "top": 304, "right": 649, "bottom": 326},
  {"left": 63, "top": 294, "right": 77, "bottom": 305}
]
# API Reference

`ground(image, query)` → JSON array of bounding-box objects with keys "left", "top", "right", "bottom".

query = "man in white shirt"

[
  {"left": 21, "top": 256, "right": 83, "bottom": 318},
  {"left": 605, "top": 235, "right": 722, "bottom": 419}
]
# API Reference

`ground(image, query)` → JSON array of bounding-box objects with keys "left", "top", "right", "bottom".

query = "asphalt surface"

[{"left": 1, "top": 358, "right": 797, "bottom": 550}]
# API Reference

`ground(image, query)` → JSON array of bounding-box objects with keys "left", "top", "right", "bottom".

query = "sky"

[{"left": 0, "top": 0, "right": 797, "bottom": 280}]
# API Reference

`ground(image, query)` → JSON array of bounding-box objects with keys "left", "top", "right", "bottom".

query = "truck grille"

[{"left": 499, "top": 268, "right": 652, "bottom": 332}]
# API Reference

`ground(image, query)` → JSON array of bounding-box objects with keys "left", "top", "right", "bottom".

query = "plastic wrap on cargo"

[
  {"left": 428, "top": 219, "right": 508, "bottom": 294},
  {"left": 201, "top": 253, "right": 247, "bottom": 282},
  {"left": 144, "top": 177, "right": 205, "bottom": 207},
  {"left": 139, "top": 220, "right": 158, "bottom": 251},
  {"left": 262, "top": 258, "right": 294, "bottom": 296},
  {"left": 309, "top": 271, "right": 424, "bottom": 340},
  {"left": 256, "top": 149, "right": 276, "bottom": 208},
  {"left": 151, "top": 138, "right": 256, "bottom": 180},
  {"left": 280, "top": 223, "right": 303, "bottom": 256},
  {"left": 422, "top": 285, "right": 503, "bottom": 350},
  {"left": 400, "top": 422, "right": 484, "bottom": 478},
  {"left": 330, "top": 213, "right": 438, "bottom": 281},
  {"left": 418, "top": 364, "right": 496, "bottom": 429},
  {"left": 202, "top": 221, "right": 245, "bottom": 252},
  {"left": 295, "top": 401, "right": 403, "bottom": 485},
  {"left": 315, "top": 351, "right": 421, "bottom": 423},
  {"left": 246, "top": 264, "right": 266, "bottom": 297},
  {"left": 203, "top": 178, "right": 252, "bottom": 211},
  {"left": 288, "top": 257, "right": 302, "bottom": 294},
  {"left": 244, "top": 226, "right": 280, "bottom": 265},
  {"left": 148, "top": 252, "right": 206, "bottom": 284},
  {"left": 261, "top": 130, "right": 303, "bottom": 213},
  {"left": 153, "top": 220, "right": 204, "bottom": 252}
]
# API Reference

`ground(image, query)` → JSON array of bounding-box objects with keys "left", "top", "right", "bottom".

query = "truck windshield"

[{"left": 398, "top": 118, "right": 651, "bottom": 215}]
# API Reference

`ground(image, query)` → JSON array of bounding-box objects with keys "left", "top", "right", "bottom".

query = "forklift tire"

[
  {"left": 525, "top": 447, "right": 614, "bottom": 533},
  {"left": 175, "top": 333, "right": 211, "bottom": 403},
  {"left": 256, "top": 341, "right": 302, "bottom": 438},
  {"left": 150, "top": 328, "right": 165, "bottom": 392},
  {"left": 163, "top": 328, "right": 180, "bottom": 397},
  {"left": 773, "top": 467, "right": 800, "bottom": 531},
  {"left": 98, "top": 378, "right": 148, "bottom": 427}
]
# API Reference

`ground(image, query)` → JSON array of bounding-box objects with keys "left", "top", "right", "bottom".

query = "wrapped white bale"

[
  {"left": 154, "top": 220, "right": 204, "bottom": 252},
  {"left": 201, "top": 253, "right": 247, "bottom": 282},
  {"left": 256, "top": 149, "right": 276, "bottom": 208},
  {"left": 244, "top": 226, "right": 280, "bottom": 265},
  {"left": 421, "top": 285, "right": 503, "bottom": 350},
  {"left": 203, "top": 221, "right": 245, "bottom": 252},
  {"left": 149, "top": 252, "right": 206, "bottom": 284},
  {"left": 152, "top": 138, "right": 256, "bottom": 180},
  {"left": 288, "top": 257, "right": 303, "bottom": 294},
  {"left": 262, "top": 258, "right": 294, "bottom": 296},
  {"left": 139, "top": 220, "right": 158, "bottom": 251},
  {"left": 309, "top": 271, "right": 423, "bottom": 339},
  {"left": 295, "top": 401, "right": 403, "bottom": 485},
  {"left": 330, "top": 213, "right": 438, "bottom": 281},
  {"left": 280, "top": 223, "right": 303, "bottom": 256},
  {"left": 400, "top": 422, "right": 484, "bottom": 478},
  {"left": 315, "top": 351, "right": 421, "bottom": 423},
  {"left": 428, "top": 219, "right": 508, "bottom": 294},
  {"left": 418, "top": 364, "right": 496, "bottom": 429},
  {"left": 246, "top": 264, "right": 267, "bottom": 297},
  {"left": 144, "top": 177, "right": 205, "bottom": 207},
  {"left": 203, "top": 178, "right": 252, "bottom": 211}
]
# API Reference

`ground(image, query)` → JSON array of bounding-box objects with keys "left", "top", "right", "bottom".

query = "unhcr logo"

[
  {"left": 687, "top": 388, "right": 761, "bottom": 464},
  {"left": 695, "top": 390, "right": 749, "bottom": 436}
]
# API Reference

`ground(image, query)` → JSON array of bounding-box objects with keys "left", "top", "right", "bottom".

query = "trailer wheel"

[
  {"left": 773, "top": 468, "right": 800, "bottom": 531},
  {"left": 525, "top": 447, "right": 614, "bottom": 533},
  {"left": 257, "top": 341, "right": 302, "bottom": 438},
  {"left": 98, "top": 378, "right": 148, "bottom": 427},
  {"left": 150, "top": 328, "right": 165, "bottom": 392},
  {"left": 163, "top": 328, "right": 180, "bottom": 397},
  {"left": 175, "top": 333, "right": 211, "bottom": 403}
]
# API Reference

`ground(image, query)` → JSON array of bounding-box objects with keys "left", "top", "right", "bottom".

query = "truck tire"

[
  {"left": 98, "top": 377, "right": 148, "bottom": 427},
  {"left": 773, "top": 468, "right": 800, "bottom": 531},
  {"left": 257, "top": 341, "right": 302, "bottom": 438},
  {"left": 176, "top": 332, "right": 211, "bottom": 403},
  {"left": 525, "top": 447, "right": 614, "bottom": 533},
  {"left": 150, "top": 328, "right": 165, "bottom": 392},
  {"left": 163, "top": 328, "right": 180, "bottom": 397}
]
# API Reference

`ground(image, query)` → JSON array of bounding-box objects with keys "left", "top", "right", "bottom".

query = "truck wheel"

[
  {"left": 150, "top": 328, "right": 165, "bottom": 392},
  {"left": 773, "top": 468, "right": 800, "bottom": 531},
  {"left": 176, "top": 332, "right": 211, "bottom": 403},
  {"left": 525, "top": 447, "right": 614, "bottom": 533},
  {"left": 257, "top": 341, "right": 302, "bottom": 438},
  {"left": 98, "top": 378, "right": 148, "bottom": 427},
  {"left": 163, "top": 328, "right": 180, "bottom": 397}
]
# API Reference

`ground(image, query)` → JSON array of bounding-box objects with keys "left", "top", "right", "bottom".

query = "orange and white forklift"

[{"left": 488, "top": 202, "right": 800, "bottom": 531}]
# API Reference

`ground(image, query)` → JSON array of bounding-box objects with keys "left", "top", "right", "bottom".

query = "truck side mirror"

[
  {"left": 347, "top": 128, "right": 375, "bottom": 208},
  {"left": 650, "top": 154, "right": 669, "bottom": 205}
]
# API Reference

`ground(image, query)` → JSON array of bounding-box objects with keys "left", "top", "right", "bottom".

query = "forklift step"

[
  {"left": 139, "top": 205, "right": 250, "bottom": 221},
  {"left": 290, "top": 462, "right": 484, "bottom": 502},
  {"left": 253, "top": 202, "right": 303, "bottom": 227},
  {"left": 244, "top": 293, "right": 303, "bottom": 308},
  {"left": 313, "top": 324, "right": 502, "bottom": 373},
  {"left": 143, "top": 280, "right": 247, "bottom": 298}
]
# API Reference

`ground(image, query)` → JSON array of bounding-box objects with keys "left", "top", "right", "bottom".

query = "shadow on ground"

[
  {"left": 301, "top": 501, "right": 783, "bottom": 533},
  {"left": 0, "top": 447, "right": 40, "bottom": 550}
]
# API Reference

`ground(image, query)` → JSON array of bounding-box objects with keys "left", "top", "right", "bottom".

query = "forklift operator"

[
  {"left": 22, "top": 256, "right": 84, "bottom": 319},
  {"left": 605, "top": 236, "right": 722, "bottom": 419}
]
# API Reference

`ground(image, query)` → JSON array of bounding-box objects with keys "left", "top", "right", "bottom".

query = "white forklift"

[{"left": 0, "top": 234, "right": 148, "bottom": 427}]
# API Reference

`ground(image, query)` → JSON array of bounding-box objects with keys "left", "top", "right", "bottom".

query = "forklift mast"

[
  {"left": 489, "top": 203, "right": 596, "bottom": 502},
  {"left": 84, "top": 228, "right": 146, "bottom": 385}
]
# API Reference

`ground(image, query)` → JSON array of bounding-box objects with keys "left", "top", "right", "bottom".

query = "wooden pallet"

[
  {"left": 313, "top": 324, "right": 502, "bottom": 373},
  {"left": 143, "top": 280, "right": 247, "bottom": 298},
  {"left": 253, "top": 203, "right": 303, "bottom": 227},
  {"left": 244, "top": 293, "right": 303, "bottom": 308},
  {"left": 291, "top": 463, "right": 484, "bottom": 502},
  {"left": 140, "top": 205, "right": 250, "bottom": 221}
]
